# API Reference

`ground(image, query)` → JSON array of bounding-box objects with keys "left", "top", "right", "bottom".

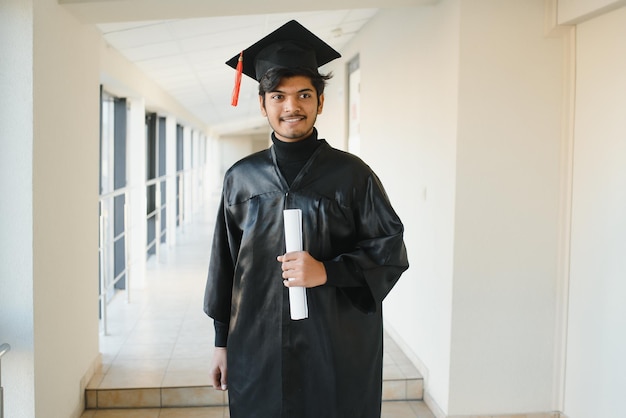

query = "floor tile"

[
  {"left": 160, "top": 371, "right": 211, "bottom": 387},
  {"left": 409, "top": 400, "right": 437, "bottom": 417},
  {"left": 382, "top": 400, "right": 424, "bottom": 417},
  {"left": 161, "top": 386, "right": 226, "bottom": 407},
  {"left": 158, "top": 407, "right": 227, "bottom": 418},
  {"left": 96, "top": 388, "right": 161, "bottom": 408},
  {"left": 383, "top": 379, "right": 408, "bottom": 400},
  {"left": 86, "top": 409, "right": 161, "bottom": 418},
  {"left": 99, "top": 371, "right": 165, "bottom": 389}
]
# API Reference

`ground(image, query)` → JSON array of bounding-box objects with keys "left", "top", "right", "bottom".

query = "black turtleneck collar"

[
  {"left": 271, "top": 129, "right": 322, "bottom": 186},
  {"left": 271, "top": 129, "right": 320, "bottom": 162}
]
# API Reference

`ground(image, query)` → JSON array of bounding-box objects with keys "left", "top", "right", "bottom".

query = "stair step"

[{"left": 85, "top": 375, "right": 423, "bottom": 409}]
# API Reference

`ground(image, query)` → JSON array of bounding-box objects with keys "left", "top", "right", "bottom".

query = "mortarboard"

[{"left": 226, "top": 19, "right": 341, "bottom": 106}]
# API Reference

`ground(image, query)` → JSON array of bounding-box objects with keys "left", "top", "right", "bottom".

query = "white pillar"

[
  {"left": 183, "top": 126, "right": 193, "bottom": 222},
  {"left": 165, "top": 116, "right": 177, "bottom": 247},
  {"left": 126, "top": 97, "right": 147, "bottom": 284}
]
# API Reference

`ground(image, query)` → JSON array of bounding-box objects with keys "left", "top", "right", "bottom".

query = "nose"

[{"left": 284, "top": 96, "right": 300, "bottom": 113}]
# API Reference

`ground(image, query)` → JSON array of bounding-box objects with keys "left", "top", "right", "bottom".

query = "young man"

[{"left": 204, "top": 20, "right": 409, "bottom": 418}]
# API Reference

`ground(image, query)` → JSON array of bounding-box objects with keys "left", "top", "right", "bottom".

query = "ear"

[
  {"left": 259, "top": 95, "right": 267, "bottom": 116},
  {"left": 317, "top": 93, "right": 325, "bottom": 115}
]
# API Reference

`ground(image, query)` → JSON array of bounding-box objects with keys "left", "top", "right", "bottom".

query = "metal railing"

[
  {"left": 0, "top": 343, "right": 10, "bottom": 418},
  {"left": 145, "top": 177, "right": 167, "bottom": 259},
  {"left": 177, "top": 172, "right": 185, "bottom": 231},
  {"left": 98, "top": 188, "right": 131, "bottom": 336},
  {"left": 97, "top": 167, "right": 198, "bottom": 335}
]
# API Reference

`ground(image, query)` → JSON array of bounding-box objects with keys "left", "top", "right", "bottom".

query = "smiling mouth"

[{"left": 281, "top": 114, "right": 305, "bottom": 123}]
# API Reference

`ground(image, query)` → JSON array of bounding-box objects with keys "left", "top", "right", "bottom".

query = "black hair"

[{"left": 258, "top": 67, "right": 332, "bottom": 104}]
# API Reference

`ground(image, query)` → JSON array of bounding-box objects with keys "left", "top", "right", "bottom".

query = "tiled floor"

[{"left": 83, "top": 202, "right": 433, "bottom": 418}]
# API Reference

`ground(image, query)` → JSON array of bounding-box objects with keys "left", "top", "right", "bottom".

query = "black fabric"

[
  {"left": 225, "top": 20, "right": 341, "bottom": 81},
  {"left": 213, "top": 130, "right": 361, "bottom": 346},
  {"left": 204, "top": 139, "right": 408, "bottom": 418},
  {"left": 271, "top": 130, "right": 321, "bottom": 186},
  {"left": 214, "top": 320, "right": 228, "bottom": 347}
]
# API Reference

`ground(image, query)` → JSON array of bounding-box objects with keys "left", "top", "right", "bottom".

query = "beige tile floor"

[{"left": 83, "top": 204, "right": 434, "bottom": 418}]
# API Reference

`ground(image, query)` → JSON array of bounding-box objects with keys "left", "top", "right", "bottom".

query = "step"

[
  {"left": 86, "top": 375, "right": 423, "bottom": 409},
  {"left": 81, "top": 400, "right": 436, "bottom": 418},
  {"left": 85, "top": 337, "right": 423, "bottom": 410}
]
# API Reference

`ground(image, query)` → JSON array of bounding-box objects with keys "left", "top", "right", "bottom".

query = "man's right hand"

[{"left": 210, "top": 347, "right": 228, "bottom": 391}]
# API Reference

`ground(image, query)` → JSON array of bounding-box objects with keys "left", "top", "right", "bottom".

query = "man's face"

[{"left": 259, "top": 75, "right": 324, "bottom": 143}]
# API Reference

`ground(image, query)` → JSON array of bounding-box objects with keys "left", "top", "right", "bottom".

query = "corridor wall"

[
  {"left": 564, "top": 6, "right": 626, "bottom": 417},
  {"left": 321, "top": 1, "right": 566, "bottom": 415},
  {"left": 0, "top": 1, "right": 36, "bottom": 417},
  {"left": 1, "top": 0, "right": 101, "bottom": 417}
]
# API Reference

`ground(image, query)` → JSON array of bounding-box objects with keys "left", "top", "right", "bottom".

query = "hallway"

[{"left": 82, "top": 200, "right": 433, "bottom": 417}]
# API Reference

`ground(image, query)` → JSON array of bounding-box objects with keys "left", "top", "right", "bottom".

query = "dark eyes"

[{"left": 270, "top": 93, "right": 313, "bottom": 100}]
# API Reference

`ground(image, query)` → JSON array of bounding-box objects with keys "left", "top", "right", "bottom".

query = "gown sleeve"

[
  {"left": 203, "top": 192, "right": 238, "bottom": 327},
  {"left": 213, "top": 320, "right": 229, "bottom": 347},
  {"left": 323, "top": 172, "right": 408, "bottom": 314}
]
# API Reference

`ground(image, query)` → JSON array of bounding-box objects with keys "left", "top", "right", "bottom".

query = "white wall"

[
  {"left": 191, "top": 131, "right": 203, "bottom": 214},
  {"left": 322, "top": 3, "right": 462, "bottom": 412},
  {"left": 183, "top": 127, "right": 194, "bottom": 222},
  {"left": 32, "top": 1, "right": 101, "bottom": 417},
  {"left": 324, "top": 1, "right": 566, "bottom": 415},
  {"left": 564, "top": 7, "right": 626, "bottom": 417},
  {"left": 449, "top": 0, "right": 564, "bottom": 414},
  {"left": 0, "top": 1, "right": 36, "bottom": 417},
  {"left": 165, "top": 116, "right": 178, "bottom": 247},
  {"left": 127, "top": 97, "right": 148, "bottom": 285},
  {"left": 218, "top": 134, "right": 269, "bottom": 179}
]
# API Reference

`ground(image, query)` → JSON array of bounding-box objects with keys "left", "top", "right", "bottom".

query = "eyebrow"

[{"left": 270, "top": 88, "right": 315, "bottom": 94}]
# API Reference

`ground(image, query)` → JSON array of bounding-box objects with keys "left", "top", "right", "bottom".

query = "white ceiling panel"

[{"left": 123, "top": 41, "right": 181, "bottom": 62}]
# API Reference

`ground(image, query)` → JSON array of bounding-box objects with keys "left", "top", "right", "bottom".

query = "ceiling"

[{"left": 60, "top": 0, "right": 434, "bottom": 134}]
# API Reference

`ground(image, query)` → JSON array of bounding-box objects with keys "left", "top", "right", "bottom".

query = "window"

[{"left": 99, "top": 89, "right": 128, "bottom": 319}]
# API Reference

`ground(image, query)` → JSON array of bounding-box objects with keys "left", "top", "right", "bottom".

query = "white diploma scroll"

[{"left": 283, "top": 209, "right": 309, "bottom": 320}]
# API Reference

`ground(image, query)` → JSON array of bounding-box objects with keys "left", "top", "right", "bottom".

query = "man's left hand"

[{"left": 277, "top": 251, "right": 327, "bottom": 288}]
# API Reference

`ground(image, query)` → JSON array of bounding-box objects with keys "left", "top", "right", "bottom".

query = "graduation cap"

[{"left": 226, "top": 20, "right": 341, "bottom": 106}]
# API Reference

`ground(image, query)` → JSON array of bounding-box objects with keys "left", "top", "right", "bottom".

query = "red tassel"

[{"left": 231, "top": 51, "right": 243, "bottom": 107}]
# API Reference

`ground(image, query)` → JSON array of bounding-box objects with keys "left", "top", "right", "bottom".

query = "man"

[{"left": 204, "top": 20, "right": 409, "bottom": 418}]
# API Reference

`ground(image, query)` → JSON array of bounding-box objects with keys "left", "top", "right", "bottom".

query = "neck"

[
  {"left": 271, "top": 129, "right": 321, "bottom": 185},
  {"left": 271, "top": 129, "right": 319, "bottom": 161}
]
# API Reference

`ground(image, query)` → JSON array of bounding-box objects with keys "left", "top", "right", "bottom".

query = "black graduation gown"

[{"left": 204, "top": 139, "right": 409, "bottom": 418}]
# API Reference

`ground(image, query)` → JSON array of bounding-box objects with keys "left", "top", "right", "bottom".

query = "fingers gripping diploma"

[
  {"left": 277, "top": 251, "right": 327, "bottom": 288},
  {"left": 210, "top": 347, "right": 228, "bottom": 391}
]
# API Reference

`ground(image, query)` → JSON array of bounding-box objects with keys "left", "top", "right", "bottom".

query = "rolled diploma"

[{"left": 283, "top": 209, "right": 308, "bottom": 320}]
